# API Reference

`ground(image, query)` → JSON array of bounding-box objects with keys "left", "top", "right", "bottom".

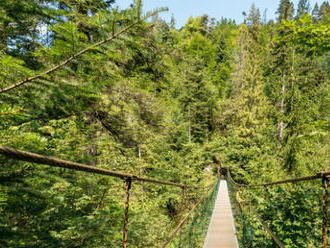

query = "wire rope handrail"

[
  {"left": 0, "top": 145, "right": 207, "bottom": 247},
  {"left": 0, "top": 146, "right": 188, "bottom": 188},
  {"left": 226, "top": 167, "right": 329, "bottom": 187},
  {"left": 2, "top": 146, "right": 327, "bottom": 247},
  {"left": 226, "top": 168, "right": 328, "bottom": 248},
  {"left": 159, "top": 178, "right": 219, "bottom": 248}
]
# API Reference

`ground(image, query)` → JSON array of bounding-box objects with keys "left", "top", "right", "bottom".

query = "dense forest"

[{"left": 0, "top": 0, "right": 329, "bottom": 247}]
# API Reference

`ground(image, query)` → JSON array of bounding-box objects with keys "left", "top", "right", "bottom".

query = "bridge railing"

[
  {"left": 0, "top": 145, "right": 209, "bottom": 248},
  {"left": 2, "top": 145, "right": 328, "bottom": 248},
  {"left": 159, "top": 179, "right": 219, "bottom": 248},
  {"left": 160, "top": 177, "right": 220, "bottom": 248},
  {"left": 225, "top": 168, "right": 329, "bottom": 248}
]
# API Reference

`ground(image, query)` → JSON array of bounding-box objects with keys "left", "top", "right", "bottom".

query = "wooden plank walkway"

[{"left": 203, "top": 180, "right": 239, "bottom": 248}]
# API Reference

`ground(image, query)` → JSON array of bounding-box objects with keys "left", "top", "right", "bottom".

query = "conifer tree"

[
  {"left": 218, "top": 24, "right": 274, "bottom": 180},
  {"left": 319, "top": 1, "right": 330, "bottom": 22},
  {"left": 296, "top": 0, "right": 311, "bottom": 18},
  {"left": 266, "top": 13, "right": 329, "bottom": 172},
  {"left": 0, "top": 0, "right": 56, "bottom": 68},
  {"left": 276, "top": 0, "right": 294, "bottom": 22},
  {"left": 0, "top": 1, "right": 329, "bottom": 247},
  {"left": 246, "top": 4, "right": 261, "bottom": 26},
  {"left": 312, "top": 3, "right": 320, "bottom": 20}
]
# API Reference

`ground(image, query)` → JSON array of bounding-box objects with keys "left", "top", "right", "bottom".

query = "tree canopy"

[{"left": 0, "top": 0, "right": 329, "bottom": 247}]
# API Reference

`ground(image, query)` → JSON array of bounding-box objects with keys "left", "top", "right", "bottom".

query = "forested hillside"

[{"left": 0, "top": 0, "right": 329, "bottom": 247}]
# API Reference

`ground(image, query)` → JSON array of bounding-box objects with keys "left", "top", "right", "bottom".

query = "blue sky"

[{"left": 114, "top": 0, "right": 324, "bottom": 27}]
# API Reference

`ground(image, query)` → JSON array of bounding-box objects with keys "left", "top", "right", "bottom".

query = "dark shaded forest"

[{"left": 0, "top": 0, "right": 329, "bottom": 247}]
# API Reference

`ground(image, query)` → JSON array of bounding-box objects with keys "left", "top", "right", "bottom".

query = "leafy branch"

[{"left": 0, "top": 7, "right": 168, "bottom": 94}]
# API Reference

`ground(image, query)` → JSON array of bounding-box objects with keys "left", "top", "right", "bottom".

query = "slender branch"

[
  {"left": 0, "top": 8, "right": 168, "bottom": 94},
  {"left": 0, "top": 108, "right": 23, "bottom": 116},
  {"left": 94, "top": 187, "right": 108, "bottom": 213}
]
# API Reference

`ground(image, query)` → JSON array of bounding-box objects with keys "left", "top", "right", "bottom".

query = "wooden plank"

[{"left": 203, "top": 180, "right": 239, "bottom": 248}]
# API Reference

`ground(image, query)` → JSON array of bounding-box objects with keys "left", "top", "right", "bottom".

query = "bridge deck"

[{"left": 203, "top": 180, "right": 239, "bottom": 248}]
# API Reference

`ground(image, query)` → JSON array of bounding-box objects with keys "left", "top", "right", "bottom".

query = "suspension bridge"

[{"left": 0, "top": 146, "right": 328, "bottom": 248}]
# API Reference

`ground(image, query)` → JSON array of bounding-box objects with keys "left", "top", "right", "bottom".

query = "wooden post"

[
  {"left": 322, "top": 174, "right": 328, "bottom": 248},
  {"left": 123, "top": 178, "right": 132, "bottom": 248}
]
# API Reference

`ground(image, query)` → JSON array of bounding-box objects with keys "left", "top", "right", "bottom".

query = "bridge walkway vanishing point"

[{"left": 203, "top": 180, "right": 239, "bottom": 248}]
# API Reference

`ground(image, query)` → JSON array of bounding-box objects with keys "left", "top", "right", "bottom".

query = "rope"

[
  {"left": 3, "top": 146, "right": 326, "bottom": 247},
  {"left": 235, "top": 189, "right": 286, "bottom": 248},
  {"left": 160, "top": 178, "right": 219, "bottom": 248},
  {"left": 227, "top": 168, "right": 329, "bottom": 187},
  {"left": 227, "top": 171, "right": 287, "bottom": 247},
  {"left": 226, "top": 176, "right": 255, "bottom": 246},
  {"left": 174, "top": 178, "right": 220, "bottom": 248},
  {"left": 0, "top": 146, "right": 187, "bottom": 188},
  {"left": 227, "top": 169, "right": 328, "bottom": 248}
]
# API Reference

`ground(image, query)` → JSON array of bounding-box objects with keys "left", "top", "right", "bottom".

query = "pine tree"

[
  {"left": 312, "top": 3, "right": 320, "bottom": 20},
  {"left": 172, "top": 57, "right": 217, "bottom": 143},
  {"left": 319, "top": 1, "right": 330, "bottom": 22},
  {"left": 276, "top": 0, "right": 294, "bottom": 22},
  {"left": 296, "top": 0, "right": 311, "bottom": 19},
  {"left": 218, "top": 24, "right": 274, "bottom": 181},
  {"left": 246, "top": 4, "right": 261, "bottom": 26},
  {"left": 0, "top": 1, "right": 329, "bottom": 247},
  {"left": 0, "top": 0, "right": 56, "bottom": 68}
]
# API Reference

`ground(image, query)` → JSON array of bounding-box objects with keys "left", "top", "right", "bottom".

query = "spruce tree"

[
  {"left": 319, "top": 1, "right": 330, "bottom": 22},
  {"left": 276, "top": 0, "right": 294, "bottom": 22},
  {"left": 312, "top": 3, "right": 320, "bottom": 20},
  {"left": 0, "top": 1, "right": 329, "bottom": 247},
  {"left": 218, "top": 24, "right": 274, "bottom": 181},
  {"left": 296, "top": 0, "right": 311, "bottom": 18},
  {"left": 246, "top": 4, "right": 261, "bottom": 26}
]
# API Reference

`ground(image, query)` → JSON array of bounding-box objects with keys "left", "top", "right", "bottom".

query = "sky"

[{"left": 114, "top": 0, "right": 325, "bottom": 27}]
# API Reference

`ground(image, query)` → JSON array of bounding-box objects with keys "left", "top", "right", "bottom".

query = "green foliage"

[
  {"left": 261, "top": 184, "right": 323, "bottom": 247},
  {"left": 277, "top": 0, "right": 295, "bottom": 22},
  {"left": 227, "top": 178, "right": 324, "bottom": 248},
  {"left": 0, "top": 0, "right": 329, "bottom": 247},
  {"left": 279, "top": 14, "right": 330, "bottom": 56},
  {"left": 173, "top": 178, "right": 220, "bottom": 248}
]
